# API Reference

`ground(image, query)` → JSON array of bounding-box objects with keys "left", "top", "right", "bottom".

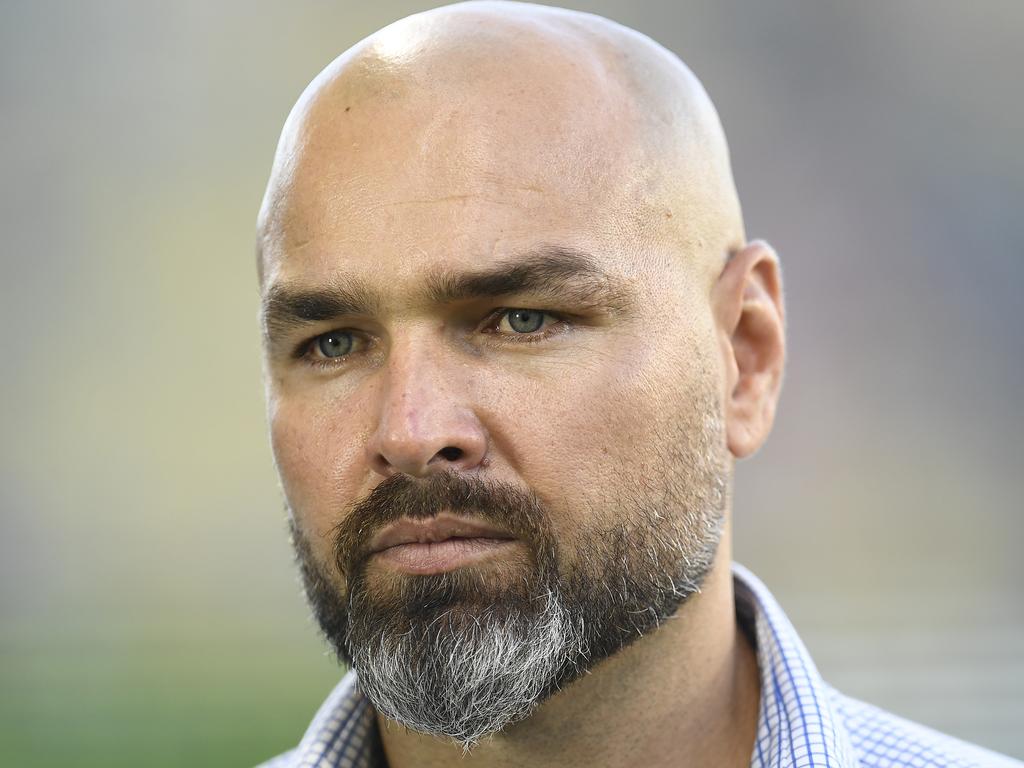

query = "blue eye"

[
  {"left": 504, "top": 309, "right": 545, "bottom": 334},
  {"left": 316, "top": 331, "right": 353, "bottom": 358}
]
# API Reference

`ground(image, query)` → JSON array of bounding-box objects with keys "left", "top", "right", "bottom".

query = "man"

[{"left": 253, "top": 2, "right": 1021, "bottom": 766}]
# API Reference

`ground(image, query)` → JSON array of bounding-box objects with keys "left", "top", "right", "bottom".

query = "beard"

[{"left": 288, "top": 389, "right": 729, "bottom": 749}]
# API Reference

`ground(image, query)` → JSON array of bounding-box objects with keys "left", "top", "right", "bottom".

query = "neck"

[{"left": 375, "top": 530, "right": 761, "bottom": 768}]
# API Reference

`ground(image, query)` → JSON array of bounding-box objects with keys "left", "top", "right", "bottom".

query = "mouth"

[{"left": 367, "top": 513, "right": 519, "bottom": 575}]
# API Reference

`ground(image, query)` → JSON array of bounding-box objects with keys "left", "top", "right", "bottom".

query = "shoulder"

[{"left": 828, "top": 687, "right": 1023, "bottom": 768}]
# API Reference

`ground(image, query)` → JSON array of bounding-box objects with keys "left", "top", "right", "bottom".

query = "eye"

[
  {"left": 502, "top": 309, "right": 546, "bottom": 334},
  {"left": 485, "top": 308, "right": 567, "bottom": 342},
  {"left": 312, "top": 330, "right": 356, "bottom": 359},
  {"left": 297, "top": 328, "right": 373, "bottom": 370}
]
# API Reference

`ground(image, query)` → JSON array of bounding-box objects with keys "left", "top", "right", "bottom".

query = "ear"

[{"left": 711, "top": 240, "right": 786, "bottom": 459}]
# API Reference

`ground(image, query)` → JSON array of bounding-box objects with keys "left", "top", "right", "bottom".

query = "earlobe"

[{"left": 712, "top": 240, "right": 786, "bottom": 459}]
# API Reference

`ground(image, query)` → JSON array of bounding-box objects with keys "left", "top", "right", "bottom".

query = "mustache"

[{"left": 330, "top": 470, "right": 555, "bottom": 581}]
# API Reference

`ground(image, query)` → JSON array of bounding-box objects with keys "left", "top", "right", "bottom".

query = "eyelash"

[{"left": 298, "top": 309, "right": 570, "bottom": 369}]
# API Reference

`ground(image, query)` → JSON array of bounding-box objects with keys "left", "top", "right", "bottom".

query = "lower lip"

[{"left": 372, "top": 537, "right": 518, "bottom": 575}]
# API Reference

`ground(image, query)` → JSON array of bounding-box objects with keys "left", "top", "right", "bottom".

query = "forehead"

[
  {"left": 258, "top": 41, "right": 712, "bottom": 307},
  {"left": 258, "top": 52, "right": 686, "bottom": 288}
]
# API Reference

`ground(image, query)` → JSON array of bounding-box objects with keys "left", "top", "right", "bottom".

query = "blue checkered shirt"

[{"left": 258, "top": 563, "right": 1023, "bottom": 767}]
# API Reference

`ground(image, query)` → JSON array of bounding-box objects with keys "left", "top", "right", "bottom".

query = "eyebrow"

[{"left": 261, "top": 245, "right": 637, "bottom": 346}]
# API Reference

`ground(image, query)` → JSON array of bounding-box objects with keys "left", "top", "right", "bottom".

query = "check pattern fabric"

[{"left": 259, "top": 563, "right": 1023, "bottom": 768}]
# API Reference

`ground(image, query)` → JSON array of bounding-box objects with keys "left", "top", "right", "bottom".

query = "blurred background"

[{"left": 1, "top": 1, "right": 1021, "bottom": 765}]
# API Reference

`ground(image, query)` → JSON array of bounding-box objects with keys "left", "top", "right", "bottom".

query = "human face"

[{"left": 258, "top": 58, "right": 733, "bottom": 743}]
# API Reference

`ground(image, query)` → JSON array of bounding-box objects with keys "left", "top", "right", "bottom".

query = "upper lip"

[{"left": 368, "top": 513, "right": 516, "bottom": 554}]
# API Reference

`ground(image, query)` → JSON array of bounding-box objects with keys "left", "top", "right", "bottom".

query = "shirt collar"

[
  {"left": 286, "top": 562, "right": 858, "bottom": 768},
  {"left": 734, "top": 562, "right": 859, "bottom": 768}
]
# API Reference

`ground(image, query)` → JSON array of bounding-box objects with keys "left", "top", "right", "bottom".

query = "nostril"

[{"left": 438, "top": 446, "right": 463, "bottom": 461}]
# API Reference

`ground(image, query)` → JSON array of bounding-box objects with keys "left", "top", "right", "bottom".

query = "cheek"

[
  {"left": 500, "top": 316, "right": 718, "bottom": 529},
  {"left": 270, "top": 394, "right": 366, "bottom": 544}
]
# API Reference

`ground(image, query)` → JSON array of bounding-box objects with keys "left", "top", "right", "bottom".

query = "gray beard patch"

[
  {"left": 289, "top": 408, "right": 727, "bottom": 750},
  {"left": 349, "top": 583, "right": 585, "bottom": 748}
]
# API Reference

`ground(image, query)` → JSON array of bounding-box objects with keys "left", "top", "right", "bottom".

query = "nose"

[{"left": 364, "top": 332, "right": 489, "bottom": 478}]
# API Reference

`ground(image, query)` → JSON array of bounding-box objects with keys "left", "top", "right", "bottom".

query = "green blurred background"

[{"left": 1, "top": 1, "right": 1021, "bottom": 765}]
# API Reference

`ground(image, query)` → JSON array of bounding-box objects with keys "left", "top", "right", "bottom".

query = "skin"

[{"left": 256, "top": 2, "right": 786, "bottom": 767}]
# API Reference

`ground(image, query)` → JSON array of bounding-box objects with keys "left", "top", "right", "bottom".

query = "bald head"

[{"left": 256, "top": 1, "right": 743, "bottom": 288}]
